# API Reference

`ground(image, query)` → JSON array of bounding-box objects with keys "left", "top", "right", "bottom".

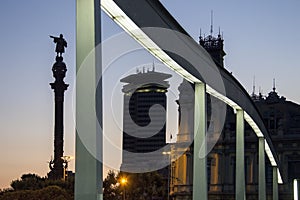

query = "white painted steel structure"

[{"left": 76, "top": 0, "right": 283, "bottom": 199}]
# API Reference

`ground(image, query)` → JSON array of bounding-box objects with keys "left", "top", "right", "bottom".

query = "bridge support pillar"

[
  {"left": 236, "top": 109, "right": 246, "bottom": 200},
  {"left": 259, "top": 137, "right": 266, "bottom": 200},
  {"left": 193, "top": 82, "right": 207, "bottom": 200},
  {"left": 75, "top": 0, "right": 102, "bottom": 199},
  {"left": 273, "top": 167, "right": 278, "bottom": 200}
]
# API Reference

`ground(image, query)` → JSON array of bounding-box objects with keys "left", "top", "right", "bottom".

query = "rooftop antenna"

[
  {"left": 199, "top": 28, "right": 202, "bottom": 38},
  {"left": 259, "top": 86, "right": 263, "bottom": 94},
  {"left": 210, "top": 10, "right": 214, "bottom": 36},
  {"left": 252, "top": 75, "right": 256, "bottom": 96},
  {"left": 152, "top": 61, "right": 155, "bottom": 72},
  {"left": 259, "top": 86, "right": 263, "bottom": 99},
  {"left": 273, "top": 78, "right": 276, "bottom": 92}
]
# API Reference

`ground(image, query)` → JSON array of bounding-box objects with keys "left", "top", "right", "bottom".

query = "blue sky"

[
  {"left": 0, "top": 0, "right": 76, "bottom": 189},
  {"left": 0, "top": 0, "right": 300, "bottom": 189}
]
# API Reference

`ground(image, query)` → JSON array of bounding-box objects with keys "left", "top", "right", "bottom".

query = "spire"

[
  {"left": 199, "top": 11, "right": 226, "bottom": 68},
  {"left": 199, "top": 28, "right": 202, "bottom": 39},
  {"left": 152, "top": 61, "right": 155, "bottom": 72},
  {"left": 259, "top": 86, "right": 262, "bottom": 94},
  {"left": 252, "top": 75, "right": 256, "bottom": 96},
  {"left": 265, "top": 78, "right": 284, "bottom": 103},
  {"left": 210, "top": 10, "right": 213, "bottom": 36},
  {"left": 259, "top": 86, "right": 263, "bottom": 98},
  {"left": 273, "top": 78, "right": 276, "bottom": 92}
]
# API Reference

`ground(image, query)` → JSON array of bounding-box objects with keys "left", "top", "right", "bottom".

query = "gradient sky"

[{"left": 1, "top": 0, "right": 300, "bottom": 189}]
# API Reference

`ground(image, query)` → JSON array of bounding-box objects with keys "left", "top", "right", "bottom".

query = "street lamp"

[
  {"left": 120, "top": 177, "right": 127, "bottom": 200},
  {"left": 61, "top": 155, "right": 74, "bottom": 181},
  {"left": 163, "top": 151, "right": 172, "bottom": 200}
]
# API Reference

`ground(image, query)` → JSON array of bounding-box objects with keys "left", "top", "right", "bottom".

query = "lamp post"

[
  {"left": 163, "top": 151, "right": 172, "bottom": 200},
  {"left": 120, "top": 177, "right": 127, "bottom": 200},
  {"left": 61, "top": 155, "right": 74, "bottom": 181}
]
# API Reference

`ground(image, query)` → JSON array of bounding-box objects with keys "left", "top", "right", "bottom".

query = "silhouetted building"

[
  {"left": 199, "top": 29, "right": 226, "bottom": 68},
  {"left": 171, "top": 28, "right": 300, "bottom": 200},
  {"left": 253, "top": 86, "right": 300, "bottom": 199},
  {"left": 120, "top": 67, "right": 171, "bottom": 172}
]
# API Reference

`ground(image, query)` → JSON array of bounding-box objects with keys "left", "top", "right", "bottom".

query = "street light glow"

[
  {"left": 120, "top": 177, "right": 127, "bottom": 200},
  {"left": 121, "top": 177, "right": 127, "bottom": 185}
]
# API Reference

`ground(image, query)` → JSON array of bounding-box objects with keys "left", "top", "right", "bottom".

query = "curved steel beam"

[{"left": 102, "top": 0, "right": 283, "bottom": 182}]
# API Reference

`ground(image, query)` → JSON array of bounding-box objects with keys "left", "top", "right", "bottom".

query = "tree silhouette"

[
  {"left": 103, "top": 170, "right": 167, "bottom": 200},
  {"left": 0, "top": 185, "right": 72, "bottom": 200},
  {"left": 103, "top": 170, "right": 122, "bottom": 200},
  {"left": 0, "top": 173, "right": 74, "bottom": 200}
]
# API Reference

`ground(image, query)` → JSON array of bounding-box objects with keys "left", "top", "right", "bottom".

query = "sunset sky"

[{"left": 1, "top": 0, "right": 300, "bottom": 189}]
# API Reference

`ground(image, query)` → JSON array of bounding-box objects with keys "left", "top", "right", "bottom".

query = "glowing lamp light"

[
  {"left": 162, "top": 151, "right": 171, "bottom": 155},
  {"left": 120, "top": 177, "right": 127, "bottom": 185}
]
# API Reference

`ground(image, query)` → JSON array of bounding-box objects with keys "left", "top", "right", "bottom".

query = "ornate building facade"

[{"left": 170, "top": 30, "right": 300, "bottom": 199}]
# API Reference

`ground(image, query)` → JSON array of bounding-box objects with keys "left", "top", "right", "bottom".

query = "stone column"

[{"left": 49, "top": 56, "right": 69, "bottom": 180}]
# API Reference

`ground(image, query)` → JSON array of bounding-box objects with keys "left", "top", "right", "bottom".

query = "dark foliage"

[
  {"left": 103, "top": 170, "right": 167, "bottom": 200},
  {"left": 103, "top": 170, "right": 122, "bottom": 200},
  {"left": 0, "top": 173, "right": 74, "bottom": 200},
  {"left": 0, "top": 185, "right": 72, "bottom": 200}
]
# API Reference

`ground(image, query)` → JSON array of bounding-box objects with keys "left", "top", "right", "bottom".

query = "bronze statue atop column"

[
  {"left": 48, "top": 34, "right": 69, "bottom": 180},
  {"left": 50, "top": 34, "right": 67, "bottom": 57}
]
